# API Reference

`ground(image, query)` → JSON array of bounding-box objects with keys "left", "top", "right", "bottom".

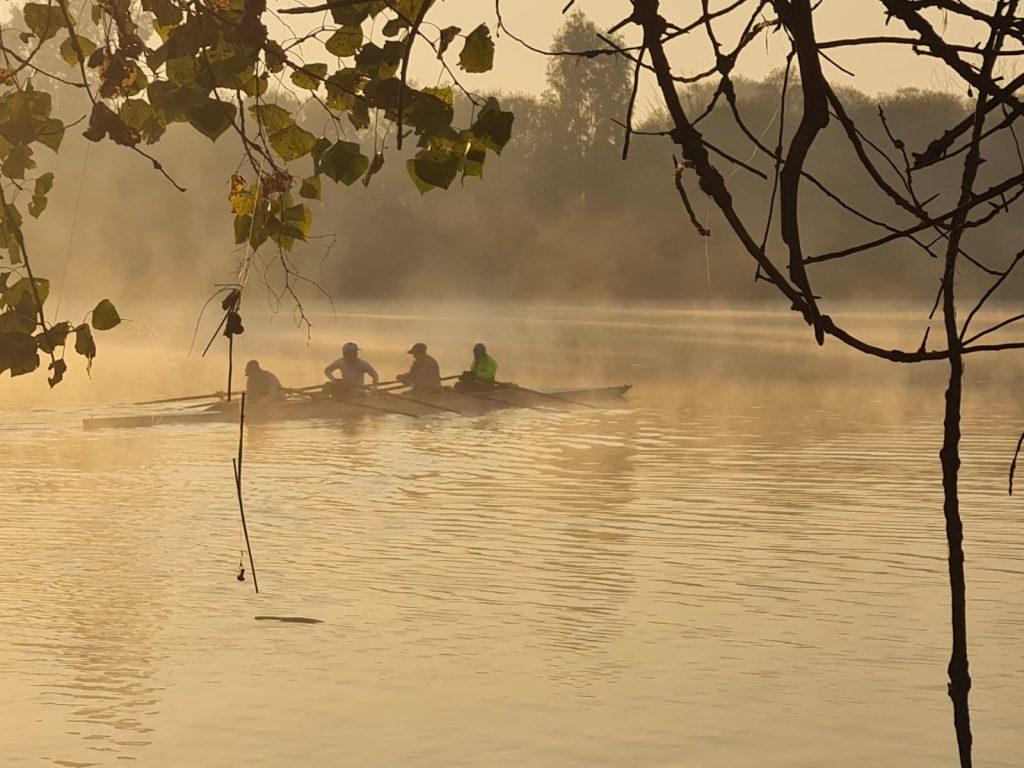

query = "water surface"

[{"left": 3, "top": 305, "right": 1023, "bottom": 767}]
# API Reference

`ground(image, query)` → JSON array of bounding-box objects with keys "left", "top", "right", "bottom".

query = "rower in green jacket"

[{"left": 457, "top": 343, "right": 497, "bottom": 390}]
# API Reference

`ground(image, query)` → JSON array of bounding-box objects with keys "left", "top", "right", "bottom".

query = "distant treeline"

[{"left": 25, "top": 12, "right": 1024, "bottom": 308}]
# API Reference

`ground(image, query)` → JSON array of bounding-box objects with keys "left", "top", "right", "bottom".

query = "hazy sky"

[{"left": 419, "top": 0, "right": 999, "bottom": 99}]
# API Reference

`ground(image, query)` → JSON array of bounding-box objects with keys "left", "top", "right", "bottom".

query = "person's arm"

[
  {"left": 398, "top": 360, "right": 417, "bottom": 385},
  {"left": 265, "top": 375, "right": 282, "bottom": 402},
  {"left": 482, "top": 357, "right": 497, "bottom": 381},
  {"left": 363, "top": 360, "right": 380, "bottom": 390},
  {"left": 324, "top": 358, "right": 342, "bottom": 380}
]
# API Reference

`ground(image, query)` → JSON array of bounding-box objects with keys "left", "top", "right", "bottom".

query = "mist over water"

[{"left": 3, "top": 305, "right": 1024, "bottom": 767}]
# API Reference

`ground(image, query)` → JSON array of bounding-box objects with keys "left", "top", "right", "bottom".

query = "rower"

[
  {"left": 244, "top": 360, "right": 284, "bottom": 404},
  {"left": 455, "top": 342, "right": 498, "bottom": 391},
  {"left": 396, "top": 342, "right": 441, "bottom": 392},
  {"left": 323, "top": 342, "right": 379, "bottom": 398}
]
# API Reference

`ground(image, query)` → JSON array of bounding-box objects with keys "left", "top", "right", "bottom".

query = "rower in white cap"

[{"left": 323, "top": 342, "right": 380, "bottom": 397}]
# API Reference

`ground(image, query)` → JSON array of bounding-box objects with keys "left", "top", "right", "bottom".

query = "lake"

[{"left": 3, "top": 304, "right": 1023, "bottom": 767}]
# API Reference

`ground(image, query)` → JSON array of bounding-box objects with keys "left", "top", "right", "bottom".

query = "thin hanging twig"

[
  {"left": 233, "top": 393, "right": 259, "bottom": 594},
  {"left": 1009, "top": 431, "right": 1024, "bottom": 495}
]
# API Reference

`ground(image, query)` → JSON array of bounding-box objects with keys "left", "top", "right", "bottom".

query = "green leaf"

[
  {"left": 47, "top": 357, "right": 67, "bottom": 387},
  {"left": 59, "top": 34, "right": 97, "bottom": 66},
  {"left": 422, "top": 85, "right": 453, "bottom": 106},
  {"left": 149, "top": 0, "right": 183, "bottom": 26},
  {"left": 0, "top": 203, "right": 23, "bottom": 264},
  {"left": 92, "top": 299, "right": 121, "bottom": 331},
  {"left": 281, "top": 202, "right": 311, "bottom": 238},
  {"left": 409, "top": 148, "right": 459, "bottom": 191},
  {"left": 2, "top": 144, "right": 35, "bottom": 180},
  {"left": 392, "top": 0, "right": 428, "bottom": 19},
  {"left": 406, "top": 91, "right": 454, "bottom": 135},
  {"left": 200, "top": 43, "right": 261, "bottom": 91},
  {"left": 120, "top": 99, "right": 165, "bottom": 143},
  {"left": 267, "top": 200, "right": 312, "bottom": 251},
  {"left": 3, "top": 277, "right": 49, "bottom": 311},
  {"left": 28, "top": 171, "right": 54, "bottom": 218},
  {"left": 437, "top": 26, "right": 460, "bottom": 58},
  {"left": 290, "top": 62, "right": 327, "bottom": 90},
  {"left": 471, "top": 97, "right": 514, "bottom": 153},
  {"left": 348, "top": 99, "right": 370, "bottom": 130},
  {"left": 362, "top": 152, "right": 384, "bottom": 187},
  {"left": 0, "top": 308, "right": 36, "bottom": 334},
  {"left": 406, "top": 158, "right": 433, "bottom": 195},
  {"left": 0, "top": 331, "right": 40, "bottom": 376},
  {"left": 36, "top": 321, "right": 70, "bottom": 353},
  {"left": 186, "top": 98, "right": 236, "bottom": 142},
  {"left": 355, "top": 42, "right": 402, "bottom": 79},
  {"left": 23, "top": 3, "right": 67, "bottom": 43},
  {"left": 312, "top": 136, "right": 331, "bottom": 165},
  {"left": 264, "top": 40, "right": 287, "bottom": 73},
  {"left": 462, "top": 146, "right": 486, "bottom": 180},
  {"left": 382, "top": 17, "right": 407, "bottom": 37},
  {"left": 229, "top": 175, "right": 254, "bottom": 215},
  {"left": 83, "top": 102, "right": 141, "bottom": 146},
  {"left": 326, "top": 26, "right": 363, "bottom": 57},
  {"left": 148, "top": 81, "right": 205, "bottom": 124},
  {"left": 34, "top": 171, "right": 54, "bottom": 196},
  {"left": 36, "top": 118, "right": 64, "bottom": 152},
  {"left": 325, "top": 68, "right": 363, "bottom": 111},
  {"left": 362, "top": 77, "right": 406, "bottom": 111},
  {"left": 0, "top": 87, "right": 53, "bottom": 146},
  {"left": 330, "top": 0, "right": 385, "bottom": 27},
  {"left": 166, "top": 55, "right": 200, "bottom": 86},
  {"left": 249, "top": 103, "right": 294, "bottom": 133},
  {"left": 234, "top": 214, "right": 252, "bottom": 244},
  {"left": 269, "top": 123, "right": 317, "bottom": 161},
  {"left": 319, "top": 140, "right": 369, "bottom": 185},
  {"left": 74, "top": 323, "right": 96, "bottom": 361},
  {"left": 459, "top": 24, "right": 494, "bottom": 73},
  {"left": 299, "top": 175, "right": 322, "bottom": 200}
]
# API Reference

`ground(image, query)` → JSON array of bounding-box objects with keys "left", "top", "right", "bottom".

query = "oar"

[
  {"left": 497, "top": 382, "right": 596, "bottom": 408},
  {"left": 293, "top": 383, "right": 457, "bottom": 416},
  {"left": 289, "top": 377, "right": 402, "bottom": 394},
  {"left": 454, "top": 388, "right": 548, "bottom": 412},
  {"left": 355, "top": 383, "right": 463, "bottom": 415},
  {"left": 135, "top": 390, "right": 226, "bottom": 406},
  {"left": 289, "top": 386, "right": 422, "bottom": 418}
]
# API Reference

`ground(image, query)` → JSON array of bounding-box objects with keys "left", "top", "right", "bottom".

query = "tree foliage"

[{"left": 0, "top": 0, "right": 513, "bottom": 384}]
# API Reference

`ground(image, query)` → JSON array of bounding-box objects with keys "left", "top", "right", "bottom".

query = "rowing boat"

[{"left": 82, "top": 385, "right": 632, "bottom": 430}]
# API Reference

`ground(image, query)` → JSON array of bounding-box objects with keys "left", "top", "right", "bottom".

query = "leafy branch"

[{"left": 0, "top": 0, "right": 514, "bottom": 385}]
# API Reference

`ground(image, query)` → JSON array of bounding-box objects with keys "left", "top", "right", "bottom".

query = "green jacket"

[{"left": 470, "top": 354, "right": 498, "bottom": 381}]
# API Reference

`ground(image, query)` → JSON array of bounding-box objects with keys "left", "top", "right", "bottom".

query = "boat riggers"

[{"left": 84, "top": 386, "right": 632, "bottom": 430}]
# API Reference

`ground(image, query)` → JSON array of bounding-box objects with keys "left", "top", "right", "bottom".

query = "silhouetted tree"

[
  {"left": 542, "top": 12, "right": 632, "bottom": 208},
  {"left": 496, "top": 2, "right": 1024, "bottom": 766}
]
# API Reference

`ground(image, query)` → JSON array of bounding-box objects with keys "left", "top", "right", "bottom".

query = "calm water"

[{"left": 2, "top": 305, "right": 1023, "bottom": 767}]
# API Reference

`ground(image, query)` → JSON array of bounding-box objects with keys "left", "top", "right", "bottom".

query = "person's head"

[
  {"left": 342, "top": 341, "right": 359, "bottom": 360},
  {"left": 473, "top": 342, "right": 486, "bottom": 361},
  {"left": 407, "top": 342, "right": 427, "bottom": 359},
  {"left": 245, "top": 360, "right": 260, "bottom": 376}
]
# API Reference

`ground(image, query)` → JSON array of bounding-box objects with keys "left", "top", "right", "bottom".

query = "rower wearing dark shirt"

[{"left": 396, "top": 342, "right": 441, "bottom": 391}]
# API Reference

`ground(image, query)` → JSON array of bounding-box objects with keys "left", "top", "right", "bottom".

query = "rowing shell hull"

[{"left": 82, "top": 385, "right": 632, "bottom": 430}]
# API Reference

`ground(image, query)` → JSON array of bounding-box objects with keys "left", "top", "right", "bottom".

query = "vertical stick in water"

[
  {"left": 227, "top": 334, "right": 234, "bottom": 402},
  {"left": 234, "top": 392, "right": 258, "bottom": 594}
]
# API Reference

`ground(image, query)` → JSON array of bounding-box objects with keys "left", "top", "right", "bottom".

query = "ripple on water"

[{"left": 3, "top": 376, "right": 1024, "bottom": 767}]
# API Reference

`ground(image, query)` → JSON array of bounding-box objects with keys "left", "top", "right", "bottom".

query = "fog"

[{"left": 11, "top": 10, "right": 1024, "bottom": 349}]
